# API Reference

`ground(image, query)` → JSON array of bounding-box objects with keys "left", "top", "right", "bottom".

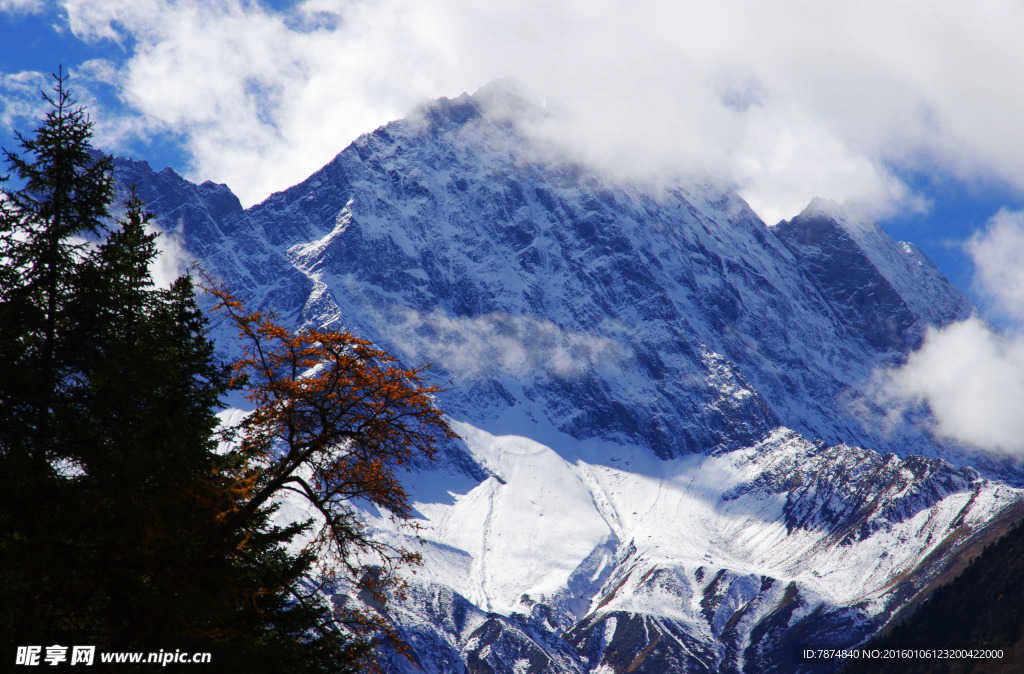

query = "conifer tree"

[
  {"left": 0, "top": 73, "right": 365, "bottom": 671},
  {"left": 2, "top": 70, "right": 453, "bottom": 672},
  {"left": 0, "top": 68, "right": 116, "bottom": 648},
  {"left": 0, "top": 68, "right": 112, "bottom": 470}
]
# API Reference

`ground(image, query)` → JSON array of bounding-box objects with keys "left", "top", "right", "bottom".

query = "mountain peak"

[
  {"left": 785, "top": 197, "right": 876, "bottom": 239},
  {"left": 776, "top": 197, "right": 973, "bottom": 340},
  {"left": 802, "top": 195, "right": 852, "bottom": 216},
  {"left": 470, "top": 76, "right": 544, "bottom": 116},
  {"left": 406, "top": 77, "right": 545, "bottom": 134}
]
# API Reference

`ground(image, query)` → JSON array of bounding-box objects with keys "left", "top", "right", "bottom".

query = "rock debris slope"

[{"left": 114, "top": 79, "right": 1021, "bottom": 672}]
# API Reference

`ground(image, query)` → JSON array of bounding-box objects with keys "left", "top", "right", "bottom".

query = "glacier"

[{"left": 111, "top": 79, "right": 1024, "bottom": 672}]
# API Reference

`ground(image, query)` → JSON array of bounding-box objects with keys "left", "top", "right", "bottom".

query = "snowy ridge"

[
  {"left": 793, "top": 198, "right": 969, "bottom": 330},
  {"left": 109, "top": 79, "right": 1020, "bottom": 672},
  {"left": 115, "top": 82, "right": 976, "bottom": 463},
  {"left": 365, "top": 422, "right": 1020, "bottom": 672},
  {"left": 774, "top": 198, "right": 972, "bottom": 355},
  {"left": 405, "top": 425, "right": 1017, "bottom": 611}
]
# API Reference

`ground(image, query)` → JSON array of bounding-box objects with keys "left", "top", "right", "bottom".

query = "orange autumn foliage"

[{"left": 206, "top": 283, "right": 457, "bottom": 658}]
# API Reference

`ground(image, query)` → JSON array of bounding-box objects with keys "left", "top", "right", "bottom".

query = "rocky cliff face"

[
  {"left": 113, "top": 80, "right": 1020, "bottom": 672},
  {"left": 773, "top": 198, "right": 971, "bottom": 353}
]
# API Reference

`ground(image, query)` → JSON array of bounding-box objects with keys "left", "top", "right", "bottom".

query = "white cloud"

[
  {"left": 0, "top": 70, "right": 50, "bottom": 134},
  {"left": 43, "top": 0, "right": 1024, "bottom": 222},
  {"left": 60, "top": 0, "right": 447, "bottom": 206},
  {"left": 878, "top": 318, "right": 1024, "bottom": 456},
  {"left": 878, "top": 210, "right": 1024, "bottom": 456},
  {"left": 0, "top": 0, "right": 45, "bottom": 14},
  {"left": 1, "top": 64, "right": 130, "bottom": 153},
  {"left": 967, "top": 209, "right": 1024, "bottom": 325},
  {"left": 149, "top": 224, "right": 191, "bottom": 289},
  {"left": 383, "top": 307, "right": 629, "bottom": 382}
]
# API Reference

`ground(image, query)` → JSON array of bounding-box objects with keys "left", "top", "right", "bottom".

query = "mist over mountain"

[{"left": 112, "top": 80, "right": 1024, "bottom": 672}]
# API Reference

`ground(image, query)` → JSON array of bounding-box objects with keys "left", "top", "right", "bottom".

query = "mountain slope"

[
  {"left": 116, "top": 80, "right": 980, "bottom": 463},
  {"left": 774, "top": 197, "right": 971, "bottom": 353},
  {"left": 111, "top": 80, "right": 1022, "bottom": 672},
  {"left": 844, "top": 516, "right": 1024, "bottom": 673},
  {"left": 366, "top": 427, "right": 1019, "bottom": 672}
]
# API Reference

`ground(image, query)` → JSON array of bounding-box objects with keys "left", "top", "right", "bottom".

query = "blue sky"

[
  {"left": 2, "top": 0, "right": 1023, "bottom": 316},
  {"left": 881, "top": 169, "right": 1022, "bottom": 301}
]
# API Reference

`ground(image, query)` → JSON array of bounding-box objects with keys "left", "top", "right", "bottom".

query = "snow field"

[{"left": 365, "top": 422, "right": 1022, "bottom": 626}]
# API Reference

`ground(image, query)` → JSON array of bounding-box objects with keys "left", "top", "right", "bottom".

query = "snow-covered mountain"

[{"left": 113, "top": 79, "right": 1023, "bottom": 672}]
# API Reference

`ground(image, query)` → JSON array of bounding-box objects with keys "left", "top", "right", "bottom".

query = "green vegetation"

[
  {"left": 0, "top": 70, "right": 449, "bottom": 672},
  {"left": 844, "top": 515, "right": 1024, "bottom": 674}
]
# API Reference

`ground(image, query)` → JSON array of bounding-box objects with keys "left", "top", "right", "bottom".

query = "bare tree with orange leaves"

[{"left": 204, "top": 283, "right": 458, "bottom": 663}]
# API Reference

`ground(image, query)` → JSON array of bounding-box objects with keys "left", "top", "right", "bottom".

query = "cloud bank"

[
  {"left": 0, "top": 70, "right": 49, "bottom": 132},
  {"left": 383, "top": 307, "right": 629, "bottom": 382},
  {"left": 0, "top": 0, "right": 42, "bottom": 14},
  {"left": 879, "top": 211, "right": 1024, "bottom": 456},
  {"left": 0, "top": 0, "right": 1018, "bottom": 224},
  {"left": 880, "top": 318, "right": 1024, "bottom": 456},
  {"left": 149, "top": 224, "right": 191, "bottom": 289},
  {"left": 966, "top": 210, "right": 1024, "bottom": 325}
]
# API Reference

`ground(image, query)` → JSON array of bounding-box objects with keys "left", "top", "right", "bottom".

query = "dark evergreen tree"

[
  {"left": 0, "top": 67, "right": 116, "bottom": 650},
  {"left": 0, "top": 69, "right": 113, "bottom": 457},
  {"left": 843, "top": 515, "right": 1024, "bottom": 674},
  {"left": 0, "top": 72, "right": 365, "bottom": 671}
]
